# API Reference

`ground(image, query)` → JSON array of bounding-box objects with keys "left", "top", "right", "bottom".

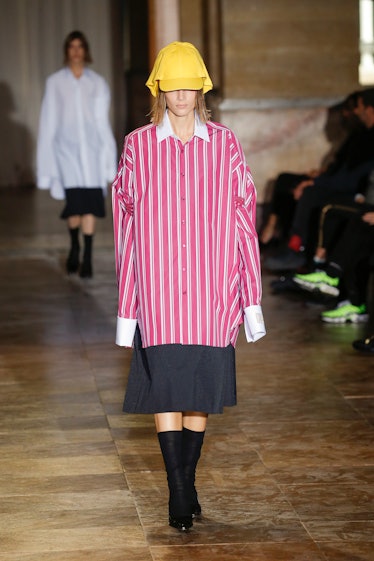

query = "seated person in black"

[
  {"left": 260, "top": 91, "right": 362, "bottom": 245},
  {"left": 293, "top": 211, "right": 374, "bottom": 323},
  {"left": 265, "top": 87, "right": 374, "bottom": 272}
]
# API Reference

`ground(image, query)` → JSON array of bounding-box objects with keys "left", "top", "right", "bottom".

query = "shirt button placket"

[{"left": 180, "top": 146, "right": 187, "bottom": 296}]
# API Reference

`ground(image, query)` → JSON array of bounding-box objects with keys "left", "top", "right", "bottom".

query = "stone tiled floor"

[{"left": 0, "top": 187, "right": 373, "bottom": 560}]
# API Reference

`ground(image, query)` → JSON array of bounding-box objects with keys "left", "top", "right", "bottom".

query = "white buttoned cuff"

[
  {"left": 243, "top": 305, "right": 266, "bottom": 342},
  {"left": 116, "top": 316, "right": 137, "bottom": 347}
]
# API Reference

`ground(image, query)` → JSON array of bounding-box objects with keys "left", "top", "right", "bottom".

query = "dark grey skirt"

[
  {"left": 123, "top": 328, "right": 237, "bottom": 414},
  {"left": 60, "top": 187, "right": 105, "bottom": 219}
]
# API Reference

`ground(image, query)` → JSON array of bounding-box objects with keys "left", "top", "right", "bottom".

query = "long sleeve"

[
  {"left": 112, "top": 138, "right": 138, "bottom": 346},
  {"left": 36, "top": 77, "right": 64, "bottom": 200},
  {"left": 94, "top": 78, "right": 117, "bottom": 183},
  {"left": 231, "top": 135, "right": 266, "bottom": 342}
]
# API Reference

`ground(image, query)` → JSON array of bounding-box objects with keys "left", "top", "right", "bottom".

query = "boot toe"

[{"left": 169, "top": 515, "right": 193, "bottom": 531}]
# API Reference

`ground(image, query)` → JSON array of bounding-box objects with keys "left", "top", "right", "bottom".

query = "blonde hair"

[{"left": 150, "top": 90, "right": 211, "bottom": 125}]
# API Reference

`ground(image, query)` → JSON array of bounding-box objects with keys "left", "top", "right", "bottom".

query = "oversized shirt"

[
  {"left": 112, "top": 112, "right": 265, "bottom": 348},
  {"left": 37, "top": 67, "right": 117, "bottom": 200}
]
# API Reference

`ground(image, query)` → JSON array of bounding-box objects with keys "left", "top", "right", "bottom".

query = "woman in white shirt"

[{"left": 37, "top": 30, "right": 117, "bottom": 277}]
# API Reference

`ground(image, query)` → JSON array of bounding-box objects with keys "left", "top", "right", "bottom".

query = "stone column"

[{"left": 148, "top": 0, "right": 181, "bottom": 66}]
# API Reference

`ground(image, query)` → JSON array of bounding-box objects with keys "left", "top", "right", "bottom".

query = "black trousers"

[
  {"left": 318, "top": 202, "right": 373, "bottom": 251},
  {"left": 291, "top": 184, "right": 357, "bottom": 251},
  {"left": 268, "top": 172, "right": 308, "bottom": 239},
  {"left": 326, "top": 214, "right": 374, "bottom": 306}
]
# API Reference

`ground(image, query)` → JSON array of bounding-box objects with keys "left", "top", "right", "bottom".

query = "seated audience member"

[
  {"left": 293, "top": 211, "right": 374, "bottom": 323},
  {"left": 264, "top": 87, "right": 374, "bottom": 272},
  {"left": 311, "top": 172, "right": 374, "bottom": 265},
  {"left": 260, "top": 91, "right": 362, "bottom": 245}
]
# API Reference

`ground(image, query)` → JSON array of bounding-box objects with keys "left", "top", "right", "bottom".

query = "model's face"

[
  {"left": 354, "top": 97, "right": 374, "bottom": 128},
  {"left": 164, "top": 90, "right": 197, "bottom": 118},
  {"left": 67, "top": 39, "right": 85, "bottom": 65},
  {"left": 354, "top": 98, "right": 365, "bottom": 122}
]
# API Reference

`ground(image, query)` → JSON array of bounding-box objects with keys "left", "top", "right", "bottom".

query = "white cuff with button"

[
  {"left": 116, "top": 316, "right": 137, "bottom": 347},
  {"left": 243, "top": 305, "right": 266, "bottom": 343}
]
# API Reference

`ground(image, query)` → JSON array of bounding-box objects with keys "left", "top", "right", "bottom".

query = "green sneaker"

[
  {"left": 321, "top": 301, "right": 368, "bottom": 324},
  {"left": 293, "top": 270, "right": 339, "bottom": 296}
]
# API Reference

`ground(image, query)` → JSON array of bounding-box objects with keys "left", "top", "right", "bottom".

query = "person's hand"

[
  {"left": 307, "top": 168, "right": 323, "bottom": 178},
  {"left": 293, "top": 179, "right": 314, "bottom": 200},
  {"left": 362, "top": 212, "right": 374, "bottom": 225},
  {"left": 354, "top": 193, "right": 366, "bottom": 204}
]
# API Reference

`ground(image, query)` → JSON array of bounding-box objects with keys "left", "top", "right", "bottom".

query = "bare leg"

[
  {"left": 81, "top": 213, "right": 96, "bottom": 235},
  {"left": 67, "top": 215, "right": 81, "bottom": 229},
  {"left": 154, "top": 411, "right": 208, "bottom": 432},
  {"left": 260, "top": 213, "right": 277, "bottom": 244},
  {"left": 155, "top": 412, "right": 183, "bottom": 432},
  {"left": 182, "top": 411, "right": 208, "bottom": 431},
  {"left": 314, "top": 247, "right": 327, "bottom": 261}
]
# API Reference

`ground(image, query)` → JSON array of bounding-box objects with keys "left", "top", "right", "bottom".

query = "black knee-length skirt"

[
  {"left": 60, "top": 188, "right": 105, "bottom": 219},
  {"left": 123, "top": 328, "right": 237, "bottom": 414}
]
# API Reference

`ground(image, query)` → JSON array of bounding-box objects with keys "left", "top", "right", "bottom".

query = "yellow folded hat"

[{"left": 146, "top": 41, "right": 213, "bottom": 97}]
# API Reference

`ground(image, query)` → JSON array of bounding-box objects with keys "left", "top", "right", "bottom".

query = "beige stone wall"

[
  {"left": 221, "top": 0, "right": 361, "bottom": 201},
  {"left": 220, "top": 103, "right": 334, "bottom": 203},
  {"left": 180, "top": 0, "right": 361, "bottom": 202},
  {"left": 221, "top": 0, "right": 359, "bottom": 99},
  {"left": 219, "top": 0, "right": 360, "bottom": 201}
]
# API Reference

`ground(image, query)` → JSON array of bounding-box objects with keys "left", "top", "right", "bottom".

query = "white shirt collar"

[{"left": 156, "top": 110, "right": 209, "bottom": 143}]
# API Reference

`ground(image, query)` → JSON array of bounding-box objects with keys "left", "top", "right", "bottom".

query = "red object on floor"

[{"left": 288, "top": 234, "right": 302, "bottom": 252}]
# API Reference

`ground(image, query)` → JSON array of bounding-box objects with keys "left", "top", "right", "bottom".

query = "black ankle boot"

[
  {"left": 79, "top": 234, "right": 93, "bottom": 278},
  {"left": 182, "top": 428, "right": 205, "bottom": 517},
  {"left": 66, "top": 228, "right": 80, "bottom": 274},
  {"left": 158, "top": 431, "right": 193, "bottom": 531}
]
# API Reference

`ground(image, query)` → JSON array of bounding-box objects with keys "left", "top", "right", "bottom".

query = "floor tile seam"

[
  {"left": 0, "top": 251, "right": 63, "bottom": 262},
  {"left": 304, "top": 518, "right": 374, "bottom": 524},
  {"left": 149, "top": 539, "right": 319, "bottom": 551},
  {"left": 118, "top": 474, "right": 150, "bottom": 545},
  {"left": 101, "top": 394, "right": 151, "bottom": 544},
  {"left": 238, "top": 428, "right": 374, "bottom": 444},
  {"left": 0, "top": 486, "right": 131, "bottom": 496},
  {"left": 0, "top": 246, "right": 114, "bottom": 260},
  {"left": 277, "top": 503, "right": 323, "bottom": 546},
  {"left": 238, "top": 418, "right": 371, "bottom": 427},
  {"left": 272, "top": 490, "right": 374, "bottom": 518},
  {"left": 345, "top": 395, "right": 374, "bottom": 399},
  {"left": 245, "top": 448, "right": 317, "bottom": 527},
  {"left": 308, "top": 537, "right": 332, "bottom": 561},
  {"left": 326, "top": 382, "right": 374, "bottom": 427},
  {"left": 303, "top": 527, "right": 374, "bottom": 546},
  {"left": 277, "top": 482, "right": 374, "bottom": 491},
  {"left": 252, "top": 461, "right": 320, "bottom": 535},
  {"left": 340, "top": 404, "right": 374, "bottom": 428},
  {"left": 288, "top": 515, "right": 374, "bottom": 526},
  {"left": 314, "top": 539, "right": 374, "bottom": 545}
]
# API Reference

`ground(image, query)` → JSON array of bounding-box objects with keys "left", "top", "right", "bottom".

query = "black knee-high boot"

[
  {"left": 158, "top": 430, "right": 193, "bottom": 531},
  {"left": 66, "top": 227, "right": 80, "bottom": 273},
  {"left": 182, "top": 427, "right": 205, "bottom": 517},
  {"left": 80, "top": 234, "right": 93, "bottom": 278}
]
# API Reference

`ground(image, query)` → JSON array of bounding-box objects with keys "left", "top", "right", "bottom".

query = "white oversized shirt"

[
  {"left": 113, "top": 112, "right": 266, "bottom": 348},
  {"left": 37, "top": 67, "right": 117, "bottom": 200}
]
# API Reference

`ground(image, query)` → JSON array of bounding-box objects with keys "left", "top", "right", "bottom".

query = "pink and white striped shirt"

[{"left": 112, "top": 112, "right": 265, "bottom": 348}]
